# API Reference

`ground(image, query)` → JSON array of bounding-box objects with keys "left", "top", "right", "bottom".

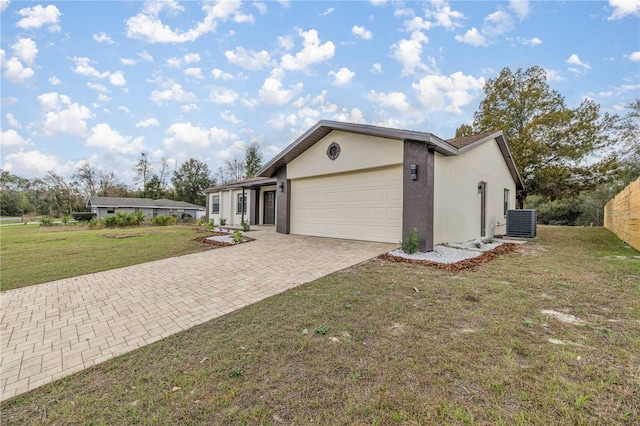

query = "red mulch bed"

[{"left": 379, "top": 243, "right": 519, "bottom": 272}]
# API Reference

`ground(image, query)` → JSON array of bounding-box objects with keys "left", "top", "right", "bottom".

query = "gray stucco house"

[{"left": 87, "top": 196, "right": 206, "bottom": 220}]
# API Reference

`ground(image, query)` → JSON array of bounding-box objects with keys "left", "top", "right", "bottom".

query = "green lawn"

[
  {"left": 1, "top": 226, "right": 639, "bottom": 424},
  {"left": 0, "top": 224, "right": 213, "bottom": 291}
]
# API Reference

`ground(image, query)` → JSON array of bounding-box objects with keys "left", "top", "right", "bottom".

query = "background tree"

[
  {"left": 460, "top": 66, "right": 618, "bottom": 206},
  {"left": 223, "top": 156, "right": 245, "bottom": 183},
  {"left": 42, "top": 172, "right": 84, "bottom": 216},
  {"left": 0, "top": 170, "right": 31, "bottom": 216},
  {"left": 616, "top": 99, "right": 640, "bottom": 185},
  {"left": 133, "top": 152, "right": 153, "bottom": 198},
  {"left": 244, "top": 142, "right": 263, "bottom": 178},
  {"left": 171, "top": 159, "right": 212, "bottom": 205}
]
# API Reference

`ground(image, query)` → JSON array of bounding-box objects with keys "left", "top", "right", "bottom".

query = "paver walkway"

[{"left": 0, "top": 227, "right": 396, "bottom": 401}]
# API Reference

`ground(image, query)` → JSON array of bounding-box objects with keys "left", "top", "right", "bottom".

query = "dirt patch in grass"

[
  {"left": 379, "top": 242, "right": 518, "bottom": 271},
  {"left": 2, "top": 226, "right": 639, "bottom": 424}
]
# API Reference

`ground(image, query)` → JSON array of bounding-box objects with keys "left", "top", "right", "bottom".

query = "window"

[
  {"left": 236, "top": 194, "right": 246, "bottom": 214},
  {"left": 504, "top": 189, "right": 510, "bottom": 217},
  {"left": 107, "top": 208, "right": 115, "bottom": 214},
  {"left": 212, "top": 195, "right": 220, "bottom": 214}
]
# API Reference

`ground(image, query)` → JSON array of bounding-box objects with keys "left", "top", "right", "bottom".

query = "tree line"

[{"left": 0, "top": 142, "right": 263, "bottom": 218}]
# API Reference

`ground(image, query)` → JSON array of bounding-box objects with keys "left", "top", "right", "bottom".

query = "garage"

[{"left": 290, "top": 165, "right": 403, "bottom": 243}]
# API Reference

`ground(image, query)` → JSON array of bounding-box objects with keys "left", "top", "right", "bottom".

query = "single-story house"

[
  {"left": 87, "top": 196, "right": 206, "bottom": 220},
  {"left": 205, "top": 120, "right": 524, "bottom": 252}
]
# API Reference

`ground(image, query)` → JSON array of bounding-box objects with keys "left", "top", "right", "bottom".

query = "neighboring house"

[
  {"left": 205, "top": 120, "right": 524, "bottom": 252},
  {"left": 87, "top": 196, "right": 206, "bottom": 220}
]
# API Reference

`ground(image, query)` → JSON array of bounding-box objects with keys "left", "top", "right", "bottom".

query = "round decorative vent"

[{"left": 326, "top": 142, "right": 341, "bottom": 160}]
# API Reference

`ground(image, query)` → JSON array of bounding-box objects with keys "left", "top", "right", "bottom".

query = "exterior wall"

[
  {"left": 287, "top": 130, "right": 404, "bottom": 179},
  {"left": 433, "top": 138, "right": 517, "bottom": 244},
  {"left": 207, "top": 189, "right": 252, "bottom": 226},
  {"left": 403, "top": 141, "right": 434, "bottom": 251}
]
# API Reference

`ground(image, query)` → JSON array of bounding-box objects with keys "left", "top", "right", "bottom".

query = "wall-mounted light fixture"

[
  {"left": 410, "top": 163, "right": 418, "bottom": 181},
  {"left": 278, "top": 182, "right": 284, "bottom": 192}
]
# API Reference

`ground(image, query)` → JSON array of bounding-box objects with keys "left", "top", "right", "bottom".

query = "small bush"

[
  {"left": 232, "top": 230, "right": 243, "bottom": 243},
  {"left": 151, "top": 215, "right": 175, "bottom": 226},
  {"left": 401, "top": 228, "right": 420, "bottom": 254},
  {"left": 132, "top": 210, "right": 146, "bottom": 225},
  {"left": 204, "top": 219, "right": 215, "bottom": 230},
  {"left": 535, "top": 199, "right": 582, "bottom": 225},
  {"left": 219, "top": 218, "right": 227, "bottom": 226},
  {"left": 87, "top": 217, "right": 100, "bottom": 228},
  {"left": 39, "top": 216, "right": 54, "bottom": 227},
  {"left": 242, "top": 221, "right": 250, "bottom": 232},
  {"left": 60, "top": 215, "right": 72, "bottom": 226}
]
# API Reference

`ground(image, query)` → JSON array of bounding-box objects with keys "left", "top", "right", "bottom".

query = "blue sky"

[{"left": 1, "top": 0, "right": 639, "bottom": 185}]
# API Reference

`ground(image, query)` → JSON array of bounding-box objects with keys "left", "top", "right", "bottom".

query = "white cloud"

[
  {"left": 267, "top": 113, "right": 297, "bottom": 129},
  {"left": 455, "top": 27, "right": 487, "bottom": 47},
  {"left": 93, "top": 32, "right": 114, "bottom": 44},
  {"left": 126, "top": 1, "right": 253, "bottom": 43},
  {"left": 566, "top": 54, "right": 591, "bottom": 69},
  {"left": 209, "top": 86, "right": 239, "bottom": 104},
  {"left": 320, "top": 7, "right": 334, "bottom": 16},
  {"left": 1, "top": 129, "right": 31, "bottom": 147},
  {"left": 352, "top": 25, "right": 372, "bottom": 40},
  {"left": 150, "top": 83, "right": 197, "bottom": 104},
  {"left": 86, "top": 123, "right": 143, "bottom": 154},
  {"left": 2, "top": 149, "right": 66, "bottom": 177},
  {"left": 108, "top": 71, "right": 126, "bottom": 86},
  {"left": 253, "top": 2, "right": 267, "bottom": 15},
  {"left": 37, "top": 92, "right": 92, "bottom": 137},
  {"left": 333, "top": 107, "right": 366, "bottom": 124},
  {"left": 5, "top": 113, "right": 21, "bottom": 128},
  {"left": 628, "top": 51, "right": 640, "bottom": 62},
  {"left": 520, "top": 37, "right": 542, "bottom": 46},
  {"left": 220, "top": 110, "right": 242, "bottom": 124},
  {"left": 329, "top": 67, "right": 355, "bottom": 86},
  {"left": 391, "top": 31, "right": 430, "bottom": 75},
  {"left": 483, "top": 10, "right": 514, "bottom": 37},
  {"left": 510, "top": 0, "right": 530, "bottom": 20},
  {"left": 135, "top": 117, "right": 159, "bottom": 128},
  {"left": 367, "top": 90, "right": 412, "bottom": 112},
  {"left": 425, "top": 1, "right": 465, "bottom": 29},
  {"left": 370, "top": 63, "right": 383, "bottom": 74},
  {"left": 225, "top": 47, "right": 271, "bottom": 70},
  {"left": 183, "top": 53, "right": 201, "bottom": 64},
  {"left": 413, "top": 72, "right": 485, "bottom": 114},
  {"left": 608, "top": 0, "right": 640, "bottom": 19},
  {"left": 16, "top": 4, "right": 61, "bottom": 31},
  {"left": 163, "top": 122, "right": 231, "bottom": 152},
  {"left": 97, "top": 93, "right": 111, "bottom": 102},
  {"left": 49, "top": 76, "right": 61, "bottom": 85},
  {"left": 87, "top": 82, "right": 108, "bottom": 92},
  {"left": 258, "top": 68, "right": 303, "bottom": 105},
  {"left": 138, "top": 50, "right": 154, "bottom": 63},
  {"left": 166, "top": 57, "right": 182, "bottom": 68},
  {"left": 118, "top": 106, "right": 130, "bottom": 114},
  {"left": 184, "top": 67, "right": 204, "bottom": 79},
  {"left": 120, "top": 58, "right": 136, "bottom": 66},
  {"left": 1, "top": 0, "right": 9, "bottom": 12},
  {"left": 278, "top": 35, "right": 294, "bottom": 50},
  {"left": 1, "top": 52, "right": 34, "bottom": 82},
  {"left": 12, "top": 38, "right": 38, "bottom": 65},
  {"left": 72, "top": 57, "right": 109, "bottom": 78},
  {"left": 180, "top": 103, "right": 200, "bottom": 112},
  {"left": 212, "top": 68, "right": 234, "bottom": 80},
  {"left": 544, "top": 68, "right": 565, "bottom": 83},
  {"left": 280, "top": 28, "right": 335, "bottom": 72}
]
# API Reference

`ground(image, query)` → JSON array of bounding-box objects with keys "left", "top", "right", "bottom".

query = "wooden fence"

[{"left": 604, "top": 178, "right": 640, "bottom": 251}]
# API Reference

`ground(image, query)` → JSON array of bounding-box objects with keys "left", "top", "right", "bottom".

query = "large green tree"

[
  {"left": 460, "top": 66, "right": 618, "bottom": 206},
  {"left": 244, "top": 142, "right": 263, "bottom": 178},
  {"left": 616, "top": 99, "right": 640, "bottom": 185},
  {"left": 171, "top": 159, "right": 212, "bottom": 205}
]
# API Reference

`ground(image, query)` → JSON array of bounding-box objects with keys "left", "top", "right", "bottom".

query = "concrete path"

[{"left": 0, "top": 227, "right": 396, "bottom": 401}]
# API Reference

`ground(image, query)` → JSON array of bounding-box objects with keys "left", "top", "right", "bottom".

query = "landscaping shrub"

[
  {"left": 151, "top": 215, "right": 176, "bottom": 226},
  {"left": 533, "top": 198, "right": 582, "bottom": 225},
  {"left": 242, "top": 220, "right": 250, "bottom": 232},
  {"left": 401, "top": 228, "right": 420, "bottom": 254},
  {"left": 60, "top": 215, "right": 72, "bottom": 226},
  {"left": 219, "top": 218, "right": 227, "bottom": 226},
  {"left": 103, "top": 211, "right": 145, "bottom": 228},
  {"left": 232, "top": 230, "right": 243, "bottom": 243},
  {"left": 39, "top": 216, "right": 54, "bottom": 227}
]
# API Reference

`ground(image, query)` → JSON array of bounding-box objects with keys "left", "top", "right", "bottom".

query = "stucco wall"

[
  {"left": 433, "top": 138, "right": 517, "bottom": 244},
  {"left": 287, "top": 130, "right": 403, "bottom": 179},
  {"left": 208, "top": 189, "right": 252, "bottom": 226}
]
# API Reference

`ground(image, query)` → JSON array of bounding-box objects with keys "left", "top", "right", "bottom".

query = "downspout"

[{"left": 241, "top": 186, "right": 246, "bottom": 225}]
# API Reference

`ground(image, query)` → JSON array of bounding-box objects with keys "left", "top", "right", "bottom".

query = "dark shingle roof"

[{"left": 87, "top": 196, "right": 204, "bottom": 209}]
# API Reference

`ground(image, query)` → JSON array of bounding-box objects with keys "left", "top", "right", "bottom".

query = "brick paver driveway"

[{"left": 0, "top": 227, "right": 396, "bottom": 401}]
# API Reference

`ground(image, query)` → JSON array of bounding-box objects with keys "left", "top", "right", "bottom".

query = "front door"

[{"left": 264, "top": 191, "right": 276, "bottom": 225}]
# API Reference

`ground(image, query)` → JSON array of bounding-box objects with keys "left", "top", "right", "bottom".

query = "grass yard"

[
  {"left": 0, "top": 224, "right": 213, "bottom": 291},
  {"left": 2, "top": 226, "right": 639, "bottom": 424}
]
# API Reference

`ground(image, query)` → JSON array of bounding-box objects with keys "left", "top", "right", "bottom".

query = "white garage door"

[{"left": 290, "top": 165, "right": 402, "bottom": 243}]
